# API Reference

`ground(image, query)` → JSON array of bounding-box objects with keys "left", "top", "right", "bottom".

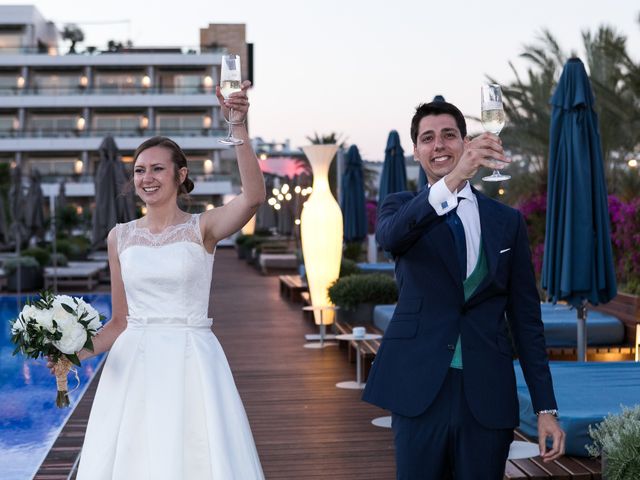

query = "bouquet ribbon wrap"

[{"left": 53, "top": 356, "right": 78, "bottom": 408}]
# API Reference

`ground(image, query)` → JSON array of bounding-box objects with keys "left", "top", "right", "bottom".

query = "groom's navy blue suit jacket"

[{"left": 362, "top": 186, "right": 557, "bottom": 429}]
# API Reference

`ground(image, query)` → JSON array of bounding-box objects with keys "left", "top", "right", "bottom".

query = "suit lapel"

[
  {"left": 427, "top": 220, "right": 464, "bottom": 287},
  {"left": 470, "top": 190, "right": 507, "bottom": 299}
]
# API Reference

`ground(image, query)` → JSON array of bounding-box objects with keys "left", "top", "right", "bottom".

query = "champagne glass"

[
  {"left": 218, "top": 54, "right": 243, "bottom": 146},
  {"left": 481, "top": 84, "right": 509, "bottom": 181}
]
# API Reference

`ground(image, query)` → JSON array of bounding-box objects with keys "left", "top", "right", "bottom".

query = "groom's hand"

[{"left": 537, "top": 414, "right": 565, "bottom": 462}]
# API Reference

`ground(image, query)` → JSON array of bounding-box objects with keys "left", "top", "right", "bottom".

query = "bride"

[{"left": 53, "top": 80, "right": 266, "bottom": 479}]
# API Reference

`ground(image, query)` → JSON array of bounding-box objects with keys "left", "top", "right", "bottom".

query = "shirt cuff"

[{"left": 428, "top": 177, "right": 458, "bottom": 216}]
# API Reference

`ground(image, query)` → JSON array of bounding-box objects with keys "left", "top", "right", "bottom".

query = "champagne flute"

[
  {"left": 219, "top": 54, "right": 243, "bottom": 146},
  {"left": 481, "top": 84, "right": 510, "bottom": 182}
]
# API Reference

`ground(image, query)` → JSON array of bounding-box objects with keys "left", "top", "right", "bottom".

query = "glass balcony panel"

[
  {"left": 94, "top": 73, "right": 144, "bottom": 94},
  {"left": 31, "top": 73, "right": 82, "bottom": 94}
]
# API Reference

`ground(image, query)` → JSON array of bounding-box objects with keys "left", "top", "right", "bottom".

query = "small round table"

[
  {"left": 335, "top": 333, "right": 382, "bottom": 389},
  {"left": 302, "top": 305, "right": 338, "bottom": 349}
]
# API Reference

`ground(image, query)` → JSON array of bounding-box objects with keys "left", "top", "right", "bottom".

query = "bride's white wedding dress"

[{"left": 77, "top": 214, "right": 264, "bottom": 479}]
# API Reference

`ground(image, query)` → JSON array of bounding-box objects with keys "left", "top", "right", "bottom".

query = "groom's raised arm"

[{"left": 376, "top": 188, "right": 440, "bottom": 256}]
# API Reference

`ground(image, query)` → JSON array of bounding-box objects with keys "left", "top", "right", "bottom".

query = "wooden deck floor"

[{"left": 34, "top": 248, "right": 601, "bottom": 479}]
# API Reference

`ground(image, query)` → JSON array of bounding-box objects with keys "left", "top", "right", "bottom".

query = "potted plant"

[
  {"left": 234, "top": 234, "right": 250, "bottom": 259},
  {"left": 4, "top": 256, "right": 43, "bottom": 292},
  {"left": 586, "top": 405, "right": 640, "bottom": 479},
  {"left": 328, "top": 273, "right": 398, "bottom": 325}
]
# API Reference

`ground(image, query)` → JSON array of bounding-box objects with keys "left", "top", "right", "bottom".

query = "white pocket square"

[{"left": 499, "top": 248, "right": 511, "bottom": 254}]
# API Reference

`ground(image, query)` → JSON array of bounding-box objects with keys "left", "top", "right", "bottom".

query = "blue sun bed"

[{"left": 515, "top": 361, "right": 640, "bottom": 456}]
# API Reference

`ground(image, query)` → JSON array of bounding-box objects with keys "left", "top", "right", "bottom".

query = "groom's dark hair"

[{"left": 410, "top": 101, "right": 467, "bottom": 145}]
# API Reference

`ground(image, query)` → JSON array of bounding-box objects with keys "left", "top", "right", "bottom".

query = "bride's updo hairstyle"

[{"left": 133, "top": 136, "right": 195, "bottom": 196}]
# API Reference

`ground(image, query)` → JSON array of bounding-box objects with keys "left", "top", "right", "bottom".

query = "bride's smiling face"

[{"left": 133, "top": 146, "right": 187, "bottom": 205}]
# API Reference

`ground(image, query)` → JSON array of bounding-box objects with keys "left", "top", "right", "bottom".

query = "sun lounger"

[
  {"left": 258, "top": 253, "right": 298, "bottom": 275},
  {"left": 44, "top": 264, "right": 102, "bottom": 291},
  {"left": 515, "top": 361, "right": 640, "bottom": 456},
  {"left": 356, "top": 262, "right": 395, "bottom": 277}
]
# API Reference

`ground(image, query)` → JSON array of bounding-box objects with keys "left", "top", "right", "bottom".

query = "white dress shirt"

[{"left": 428, "top": 178, "right": 481, "bottom": 278}]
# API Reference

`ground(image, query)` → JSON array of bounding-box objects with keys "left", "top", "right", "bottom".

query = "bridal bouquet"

[{"left": 10, "top": 291, "right": 104, "bottom": 408}]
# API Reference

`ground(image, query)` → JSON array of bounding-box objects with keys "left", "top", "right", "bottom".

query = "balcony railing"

[
  {"left": 0, "top": 46, "right": 225, "bottom": 55},
  {"left": 0, "top": 127, "right": 228, "bottom": 139},
  {"left": 0, "top": 85, "right": 218, "bottom": 96}
]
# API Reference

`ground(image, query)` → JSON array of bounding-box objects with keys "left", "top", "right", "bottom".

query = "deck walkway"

[{"left": 34, "top": 248, "right": 601, "bottom": 479}]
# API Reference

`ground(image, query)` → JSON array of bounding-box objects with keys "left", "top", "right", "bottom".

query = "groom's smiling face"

[
  {"left": 133, "top": 146, "right": 187, "bottom": 205},
  {"left": 413, "top": 114, "right": 465, "bottom": 186}
]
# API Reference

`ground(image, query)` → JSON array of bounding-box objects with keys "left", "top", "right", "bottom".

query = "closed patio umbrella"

[
  {"left": 340, "top": 145, "right": 367, "bottom": 242},
  {"left": 541, "top": 58, "right": 617, "bottom": 362},
  {"left": 378, "top": 130, "right": 407, "bottom": 204},
  {"left": 92, "top": 135, "right": 136, "bottom": 249},
  {"left": 0, "top": 192, "right": 8, "bottom": 246},
  {"left": 24, "top": 170, "right": 46, "bottom": 243}
]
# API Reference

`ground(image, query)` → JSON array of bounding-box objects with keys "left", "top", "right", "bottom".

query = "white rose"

[
  {"left": 76, "top": 298, "right": 102, "bottom": 332},
  {"left": 11, "top": 315, "right": 27, "bottom": 335},
  {"left": 51, "top": 297, "right": 77, "bottom": 331},
  {"left": 34, "top": 308, "right": 56, "bottom": 333},
  {"left": 53, "top": 321, "right": 87, "bottom": 354}
]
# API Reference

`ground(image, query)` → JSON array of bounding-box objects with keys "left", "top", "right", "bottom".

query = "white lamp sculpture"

[{"left": 300, "top": 144, "right": 343, "bottom": 346}]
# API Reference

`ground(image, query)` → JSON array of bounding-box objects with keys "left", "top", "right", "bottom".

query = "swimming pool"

[{"left": 0, "top": 294, "right": 110, "bottom": 480}]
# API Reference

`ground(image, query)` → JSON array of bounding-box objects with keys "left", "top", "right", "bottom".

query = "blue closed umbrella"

[
  {"left": 541, "top": 58, "right": 617, "bottom": 361},
  {"left": 378, "top": 130, "right": 407, "bottom": 204},
  {"left": 340, "top": 145, "right": 367, "bottom": 242}
]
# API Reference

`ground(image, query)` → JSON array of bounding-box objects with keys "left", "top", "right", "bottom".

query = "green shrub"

[
  {"left": 3, "top": 256, "right": 40, "bottom": 274},
  {"left": 22, "top": 246, "right": 50, "bottom": 267},
  {"left": 48, "top": 252, "right": 69, "bottom": 267},
  {"left": 56, "top": 235, "right": 89, "bottom": 260},
  {"left": 586, "top": 405, "right": 640, "bottom": 479},
  {"left": 343, "top": 241, "right": 363, "bottom": 261},
  {"left": 339, "top": 258, "right": 360, "bottom": 277},
  {"left": 328, "top": 273, "right": 398, "bottom": 310},
  {"left": 235, "top": 233, "right": 250, "bottom": 246}
]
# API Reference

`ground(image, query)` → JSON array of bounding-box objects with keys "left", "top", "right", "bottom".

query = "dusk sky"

[{"left": 11, "top": 0, "right": 640, "bottom": 160}]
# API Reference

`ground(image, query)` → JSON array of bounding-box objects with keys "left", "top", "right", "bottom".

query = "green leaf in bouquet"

[
  {"left": 66, "top": 353, "right": 81, "bottom": 367},
  {"left": 83, "top": 337, "right": 94, "bottom": 352},
  {"left": 61, "top": 303, "right": 75, "bottom": 315}
]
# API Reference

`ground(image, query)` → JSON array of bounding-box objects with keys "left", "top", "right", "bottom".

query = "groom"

[{"left": 362, "top": 101, "right": 565, "bottom": 479}]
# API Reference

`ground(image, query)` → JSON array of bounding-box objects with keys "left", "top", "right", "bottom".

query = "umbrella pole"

[
  {"left": 577, "top": 302, "right": 588, "bottom": 362},
  {"left": 50, "top": 194, "right": 57, "bottom": 294}
]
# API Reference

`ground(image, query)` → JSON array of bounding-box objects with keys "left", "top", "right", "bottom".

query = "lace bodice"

[{"left": 115, "top": 214, "right": 215, "bottom": 321}]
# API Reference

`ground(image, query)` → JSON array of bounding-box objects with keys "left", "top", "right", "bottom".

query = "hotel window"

[
  {"left": 27, "top": 113, "right": 79, "bottom": 136},
  {"left": 157, "top": 71, "right": 205, "bottom": 94},
  {"left": 31, "top": 71, "right": 82, "bottom": 94},
  {"left": 0, "top": 29, "right": 24, "bottom": 52},
  {"left": 156, "top": 113, "right": 205, "bottom": 136},
  {"left": 26, "top": 157, "right": 78, "bottom": 177},
  {"left": 0, "top": 73, "right": 20, "bottom": 94},
  {"left": 94, "top": 71, "right": 144, "bottom": 93},
  {"left": 92, "top": 113, "right": 141, "bottom": 135},
  {"left": 0, "top": 114, "right": 17, "bottom": 136}
]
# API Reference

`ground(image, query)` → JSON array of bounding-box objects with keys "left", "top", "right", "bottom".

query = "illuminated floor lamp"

[{"left": 300, "top": 144, "right": 343, "bottom": 348}]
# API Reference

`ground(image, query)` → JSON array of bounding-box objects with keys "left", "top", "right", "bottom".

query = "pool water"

[{"left": 0, "top": 294, "right": 110, "bottom": 480}]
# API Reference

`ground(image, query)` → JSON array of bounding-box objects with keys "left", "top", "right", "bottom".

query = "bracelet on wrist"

[{"left": 536, "top": 409, "right": 559, "bottom": 418}]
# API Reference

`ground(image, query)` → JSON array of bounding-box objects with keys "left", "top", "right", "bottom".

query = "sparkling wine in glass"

[
  {"left": 481, "top": 84, "right": 510, "bottom": 182},
  {"left": 219, "top": 54, "right": 243, "bottom": 146}
]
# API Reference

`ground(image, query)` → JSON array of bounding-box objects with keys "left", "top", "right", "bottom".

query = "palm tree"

[{"left": 489, "top": 22, "right": 640, "bottom": 200}]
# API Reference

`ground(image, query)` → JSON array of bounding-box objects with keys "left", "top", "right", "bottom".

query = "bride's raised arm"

[{"left": 200, "top": 80, "right": 266, "bottom": 249}]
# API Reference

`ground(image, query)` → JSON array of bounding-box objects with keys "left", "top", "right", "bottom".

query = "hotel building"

[{"left": 0, "top": 5, "right": 254, "bottom": 210}]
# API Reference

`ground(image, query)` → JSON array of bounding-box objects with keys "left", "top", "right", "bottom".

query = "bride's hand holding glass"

[{"left": 216, "top": 79, "right": 252, "bottom": 145}]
